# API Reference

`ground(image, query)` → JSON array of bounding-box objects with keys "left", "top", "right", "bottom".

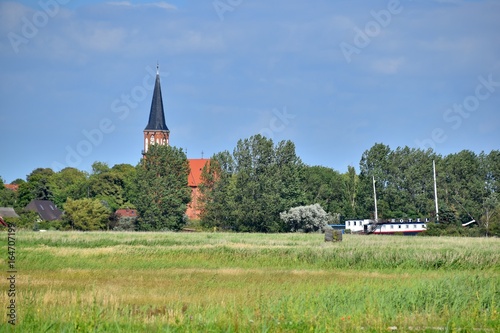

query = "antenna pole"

[
  {"left": 373, "top": 176, "right": 378, "bottom": 223},
  {"left": 433, "top": 160, "right": 439, "bottom": 223}
]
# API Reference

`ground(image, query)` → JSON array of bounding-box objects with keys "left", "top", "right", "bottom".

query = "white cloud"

[{"left": 106, "top": 1, "right": 176, "bottom": 10}]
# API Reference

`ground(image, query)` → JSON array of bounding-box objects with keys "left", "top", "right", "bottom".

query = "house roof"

[
  {"left": 0, "top": 207, "right": 19, "bottom": 218},
  {"left": 115, "top": 208, "right": 138, "bottom": 218},
  {"left": 188, "top": 159, "right": 208, "bottom": 187},
  {"left": 145, "top": 66, "right": 169, "bottom": 132},
  {"left": 25, "top": 200, "right": 63, "bottom": 221},
  {"left": 4, "top": 184, "right": 19, "bottom": 191}
]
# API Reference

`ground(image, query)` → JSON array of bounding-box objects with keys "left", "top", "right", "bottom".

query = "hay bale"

[
  {"left": 324, "top": 229, "right": 333, "bottom": 242},
  {"left": 325, "top": 229, "right": 342, "bottom": 242}
]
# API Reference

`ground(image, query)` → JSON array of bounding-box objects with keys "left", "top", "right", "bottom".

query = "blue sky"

[{"left": 0, "top": 0, "right": 499, "bottom": 183}]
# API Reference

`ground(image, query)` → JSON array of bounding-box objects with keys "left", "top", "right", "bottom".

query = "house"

[
  {"left": 187, "top": 159, "right": 208, "bottom": 220},
  {"left": 25, "top": 200, "right": 63, "bottom": 221},
  {"left": 113, "top": 208, "right": 138, "bottom": 231},
  {"left": 0, "top": 207, "right": 19, "bottom": 218}
]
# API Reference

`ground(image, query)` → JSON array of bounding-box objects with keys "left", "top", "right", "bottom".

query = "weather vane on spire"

[{"left": 156, "top": 61, "right": 159, "bottom": 75}]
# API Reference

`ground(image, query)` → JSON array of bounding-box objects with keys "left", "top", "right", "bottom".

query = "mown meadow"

[{"left": 1, "top": 232, "right": 499, "bottom": 332}]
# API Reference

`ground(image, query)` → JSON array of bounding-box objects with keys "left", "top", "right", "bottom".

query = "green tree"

[
  {"left": 111, "top": 163, "right": 138, "bottom": 206},
  {"left": 199, "top": 151, "right": 236, "bottom": 230},
  {"left": 50, "top": 167, "right": 88, "bottom": 207},
  {"left": 16, "top": 168, "right": 55, "bottom": 208},
  {"left": 91, "top": 161, "right": 110, "bottom": 175},
  {"left": 488, "top": 205, "right": 500, "bottom": 237},
  {"left": 342, "top": 165, "right": 358, "bottom": 218},
  {"left": 63, "top": 198, "right": 111, "bottom": 231},
  {"left": 88, "top": 172, "right": 127, "bottom": 211},
  {"left": 135, "top": 145, "right": 191, "bottom": 231},
  {"left": 11, "top": 178, "right": 25, "bottom": 185},
  {"left": 231, "top": 135, "right": 304, "bottom": 232},
  {"left": 440, "top": 150, "right": 483, "bottom": 224},
  {"left": 481, "top": 193, "right": 499, "bottom": 236},
  {"left": 200, "top": 135, "right": 304, "bottom": 232},
  {"left": 0, "top": 177, "right": 17, "bottom": 207},
  {"left": 82, "top": 163, "right": 139, "bottom": 212},
  {"left": 302, "top": 165, "right": 343, "bottom": 215},
  {"left": 358, "top": 143, "right": 392, "bottom": 219},
  {"left": 358, "top": 144, "right": 440, "bottom": 220}
]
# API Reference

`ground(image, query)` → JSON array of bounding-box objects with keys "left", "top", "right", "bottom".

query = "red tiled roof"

[
  {"left": 4, "top": 184, "right": 19, "bottom": 191},
  {"left": 115, "top": 208, "right": 138, "bottom": 218},
  {"left": 188, "top": 159, "right": 208, "bottom": 187}
]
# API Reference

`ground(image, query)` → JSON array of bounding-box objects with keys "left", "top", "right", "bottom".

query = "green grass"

[{"left": 1, "top": 231, "right": 499, "bottom": 332}]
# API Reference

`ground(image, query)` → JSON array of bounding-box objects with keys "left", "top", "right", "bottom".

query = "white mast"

[
  {"left": 433, "top": 160, "right": 439, "bottom": 222},
  {"left": 373, "top": 176, "right": 378, "bottom": 223}
]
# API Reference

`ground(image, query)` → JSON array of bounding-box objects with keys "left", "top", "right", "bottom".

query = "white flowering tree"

[{"left": 280, "top": 204, "right": 332, "bottom": 233}]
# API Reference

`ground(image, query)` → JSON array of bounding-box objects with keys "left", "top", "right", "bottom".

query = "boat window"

[
  {"left": 406, "top": 225, "right": 409, "bottom": 228},
  {"left": 391, "top": 225, "right": 394, "bottom": 229},
  {"left": 398, "top": 225, "right": 401, "bottom": 229},
  {"left": 413, "top": 225, "right": 417, "bottom": 228}
]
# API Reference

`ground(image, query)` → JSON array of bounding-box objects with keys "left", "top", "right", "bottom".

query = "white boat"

[
  {"left": 345, "top": 163, "right": 438, "bottom": 235},
  {"left": 345, "top": 218, "right": 428, "bottom": 235}
]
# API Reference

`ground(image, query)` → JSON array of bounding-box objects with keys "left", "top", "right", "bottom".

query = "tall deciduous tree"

[
  {"left": 302, "top": 165, "right": 343, "bottom": 214},
  {"left": 50, "top": 167, "right": 88, "bottom": 207},
  {"left": 440, "top": 150, "right": 482, "bottom": 224},
  {"left": 135, "top": 145, "right": 191, "bottom": 231},
  {"left": 358, "top": 144, "right": 440, "bottom": 220},
  {"left": 201, "top": 135, "right": 304, "bottom": 232},
  {"left": 111, "top": 164, "right": 138, "bottom": 206},
  {"left": 199, "top": 151, "right": 235, "bottom": 230},
  {"left": 342, "top": 165, "right": 358, "bottom": 218}
]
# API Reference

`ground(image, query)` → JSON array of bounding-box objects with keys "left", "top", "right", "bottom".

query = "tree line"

[
  {"left": 199, "top": 137, "right": 499, "bottom": 236},
  {"left": 1, "top": 135, "right": 499, "bottom": 235}
]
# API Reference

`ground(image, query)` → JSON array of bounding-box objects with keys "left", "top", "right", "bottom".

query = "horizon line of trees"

[{"left": 1, "top": 136, "right": 499, "bottom": 236}]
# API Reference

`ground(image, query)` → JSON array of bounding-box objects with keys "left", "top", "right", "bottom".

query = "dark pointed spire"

[{"left": 145, "top": 64, "right": 169, "bottom": 131}]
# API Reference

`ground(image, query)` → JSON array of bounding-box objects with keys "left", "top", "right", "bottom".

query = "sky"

[{"left": 0, "top": 0, "right": 499, "bottom": 183}]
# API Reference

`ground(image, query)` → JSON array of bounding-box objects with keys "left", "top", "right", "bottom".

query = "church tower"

[{"left": 143, "top": 64, "right": 169, "bottom": 154}]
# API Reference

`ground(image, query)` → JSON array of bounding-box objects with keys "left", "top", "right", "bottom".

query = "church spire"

[
  {"left": 145, "top": 64, "right": 169, "bottom": 131},
  {"left": 143, "top": 64, "right": 170, "bottom": 154}
]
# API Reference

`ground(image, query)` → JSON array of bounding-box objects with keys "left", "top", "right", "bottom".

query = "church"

[{"left": 142, "top": 65, "right": 207, "bottom": 220}]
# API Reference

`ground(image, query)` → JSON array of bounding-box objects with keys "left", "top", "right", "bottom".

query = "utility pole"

[
  {"left": 373, "top": 176, "right": 378, "bottom": 223},
  {"left": 433, "top": 160, "right": 439, "bottom": 223}
]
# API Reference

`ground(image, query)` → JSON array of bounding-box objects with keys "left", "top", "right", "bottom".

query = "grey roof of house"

[
  {"left": 144, "top": 69, "right": 169, "bottom": 131},
  {"left": 0, "top": 207, "right": 19, "bottom": 218},
  {"left": 25, "top": 200, "right": 63, "bottom": 221}
]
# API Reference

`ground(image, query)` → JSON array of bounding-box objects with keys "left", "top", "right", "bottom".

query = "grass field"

[{"left": 1, "top": 231, "right": 499, "bottom": 332}]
